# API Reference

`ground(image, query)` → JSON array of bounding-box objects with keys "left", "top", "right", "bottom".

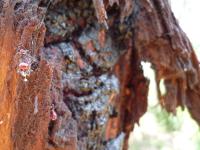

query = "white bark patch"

[{"left": 34, "top": 96, "right": 39, "bottom": 114}]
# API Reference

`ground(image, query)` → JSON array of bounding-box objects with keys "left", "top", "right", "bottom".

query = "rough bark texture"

[{"left": 0, "top": 0, "right": 199, "bottom": 150}]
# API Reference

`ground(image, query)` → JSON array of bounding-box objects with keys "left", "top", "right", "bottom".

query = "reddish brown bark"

[{"left": 0, "top": 0, "right": 199, "bottom": 150}]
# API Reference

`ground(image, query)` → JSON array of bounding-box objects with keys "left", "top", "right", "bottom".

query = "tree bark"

[{"left": 0, "top": 0, "right": 199, "bottom": 150}]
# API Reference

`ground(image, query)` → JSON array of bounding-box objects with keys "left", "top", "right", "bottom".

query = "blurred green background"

[{"left": 128, "top": 0, "right": 200, "bottom": 150}]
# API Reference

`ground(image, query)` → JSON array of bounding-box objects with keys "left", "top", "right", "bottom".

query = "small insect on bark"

[
  {"left": 18, "top": 62, "right": 31, "bottom": 82},
  {"left": 16, "top": 48, "right": 36, "bottom": 82},
  {"left": 18, "top": 48, "right": 28, "bottom": 55},
  {"left": 50, "top": 104, "right": 57, "bottom": 121}
]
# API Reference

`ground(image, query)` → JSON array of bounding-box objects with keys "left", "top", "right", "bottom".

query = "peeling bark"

[
  {"left": 0, "top": 1, "right": 52, "bottom": 150},
  {"left": 0, "top": 0, "right": 199, "bottom": 150}
]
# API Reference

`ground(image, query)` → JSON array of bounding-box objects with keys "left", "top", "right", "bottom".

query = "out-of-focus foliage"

[
  {"left": 129, "top": 106, "right": 200, "bottom": 150},
  {"left": 150, "top": 106, "right": 183, "bottom": 132}
]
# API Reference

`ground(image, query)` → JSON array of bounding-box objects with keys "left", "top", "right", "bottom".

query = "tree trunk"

[{"left": 0, "top": 0, "right": 199, "bottom": 150}]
